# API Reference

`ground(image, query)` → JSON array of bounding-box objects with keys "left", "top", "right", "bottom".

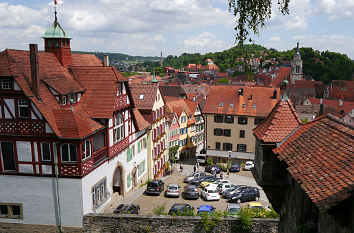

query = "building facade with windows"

[
  {"left": 203, "top": 86, "right": 279, "bottom": 163},
  {"left": 0, "top": 16, "right": 149, "bottom": 227},
  {"left": 129, "top": 83, "right": 168, "bottom": 179}
]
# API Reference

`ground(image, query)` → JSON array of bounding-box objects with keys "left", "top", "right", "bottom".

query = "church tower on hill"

[
  {"left": 290, "top": 42, "right": 303, "bottom": 84},
  {"left": 42, "top": 7, "right": 72, "bottom": 66}
]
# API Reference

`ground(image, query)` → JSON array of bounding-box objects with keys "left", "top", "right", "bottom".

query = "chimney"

[
  {"left": 30, "top": 44, "right": 40, "bottom": 100},
  {"left": 272, "top": 90, "right": 277, "bottom": 99},
  {"left": 319, "top": 99, "right": 324, "bottom": 116},
  {"left": 104, "top": 54, "right": 109, "bottom": 66}
]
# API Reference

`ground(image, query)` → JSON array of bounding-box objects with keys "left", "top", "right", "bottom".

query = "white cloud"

[
  {"left": 315, "top": 0, "right": 354, "bottom": 19},
  {"left": 183, "top": 31, "right": 226, "bottom": 53},
  {"left": 270, "top": 36, "right": 281, "bottom": 42}
]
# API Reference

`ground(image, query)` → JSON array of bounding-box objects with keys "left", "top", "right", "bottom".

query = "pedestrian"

[
  {"left": 213, "top": 169, "right": 216, "bottom": 178},
  {"left": 220, "top": 172, "right": 223, "bottom": 179},
  {"left": 180, "top": 164, "right": 183, "bottom": 173},
  {"left": 193, "top": 165, "right": 197, "bottom": 173},
  {"left": 226, "top": 172, "right": 230, "bottom": 180},
  {"left": 211, "top": 166, "right": 215, "bottom": 175}
]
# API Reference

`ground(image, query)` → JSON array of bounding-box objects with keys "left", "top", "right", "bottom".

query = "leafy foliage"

[
  {"left": 170, "top": 207, "right": 195, "bottom": 216},
  {"left": 199, "top": 211, "right": 223, "bottom": 233},
  {"left": 228, "top": 0, "right": 290, "bottom": 44},
  {"left": 152, "top": 203, "right": 167, "bottom": 216}
]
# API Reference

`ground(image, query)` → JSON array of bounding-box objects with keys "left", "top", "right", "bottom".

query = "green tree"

[{"left": 228, "top": 0, "right": 290, "bottom": 44}]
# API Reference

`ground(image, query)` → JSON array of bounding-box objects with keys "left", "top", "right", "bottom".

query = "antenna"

[{"left": 54, "top": 0, "right": 58, "bottom": 21}]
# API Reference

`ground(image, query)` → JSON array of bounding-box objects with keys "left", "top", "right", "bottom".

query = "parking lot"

[{"left": 104, "top": 163, "right": 270, "bottom": 214}]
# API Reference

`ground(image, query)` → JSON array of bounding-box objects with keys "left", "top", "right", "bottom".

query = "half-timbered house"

[{"left": 0, "top": 16, "right": 149, "bottom": 227}]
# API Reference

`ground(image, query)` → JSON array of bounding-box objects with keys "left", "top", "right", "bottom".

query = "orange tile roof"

[
  {"left": 274, "top": 114, "right": 354, "bottom": 211},
  {"left": 129, "top": 83, "right": 159, "bottom": 110},
  {"left": 71, "top": 66, "right": 126, "bottom": 118},
  {"left": 307, "top": 97, "right": 354, "bottom": 114},
  {"left": 204, "top": 86, "right": 279, "bottom": 117},
  {"left": 71, "top": 53, "right": 103, "bottom": 66},
  {"left": 253, "top": 99, "right": 302, "bottom": 143},
  {"left": 271, "top": 67, "right": 291, "bottom": 87},
  {"left": 133, "top": 108, "right": 149, "bottom": 131}
]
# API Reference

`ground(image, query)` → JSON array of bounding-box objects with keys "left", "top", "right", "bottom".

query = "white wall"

[{"left": 0, "top": 175, "right": 83, "bottom": 227}]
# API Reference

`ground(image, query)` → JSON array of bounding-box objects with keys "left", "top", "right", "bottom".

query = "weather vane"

[{"left": 54, "top": 0, "right": 57, "bottom": 20}]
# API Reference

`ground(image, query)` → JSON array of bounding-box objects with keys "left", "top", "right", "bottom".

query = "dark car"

[
  {"left": 223, "top": 185, "right": 250, "bottom": 199},
  {"left": 168, "top": 204, "right": 194, "bottom": 215},
  {"left": 229, "top": 163, "right": 240, "bottom": 172},
  {"left": 182, "top": 184, "right": 199, "bottom": 200},
  {"left": 189, "top": 175, "right": 214, "bottom": 186},
  {"left": 205, "top": 164, "right": 222, "bottom": 174},
  {"left": 113, "top": 204, "right": 140, "bottom": 214},
  {"left": 146, "top": 179, "right": 164, "bottom": 195},
  {"left": 228, "top": 187, "right": 260, "bottom": 203}
]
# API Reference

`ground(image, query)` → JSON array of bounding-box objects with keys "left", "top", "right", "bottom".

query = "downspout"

[{"left": 53, "top": 142, "right": 62, "bottom": 233}]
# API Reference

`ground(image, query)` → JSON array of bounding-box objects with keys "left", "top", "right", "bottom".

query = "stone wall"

[
  {"left": 0, "top": 222, "right": 83, "bottom": 233},
  {"left": 83, "top": 214, "right": 279, "bottom": 233}
]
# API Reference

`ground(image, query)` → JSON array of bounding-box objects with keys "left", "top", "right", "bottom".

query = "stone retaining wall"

[
  {"left": 83, "top": 214, "right": 279, "bottom": 233},
  {"left": 0, "top": 222, "right": 83, "bottom": 233}
]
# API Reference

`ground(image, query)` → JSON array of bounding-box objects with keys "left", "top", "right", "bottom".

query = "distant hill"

[{"left": 72, "top": 51, "right": 161, "bottom": 62}]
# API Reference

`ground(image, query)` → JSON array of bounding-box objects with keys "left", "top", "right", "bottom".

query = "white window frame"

[
  {"left": 92, "top": 178, "right": 107, "bottom": 210},
  {"left": 40, "top": 142, "right": 51, "bottom": 162},
  {"left": 62, "top": 96, "right": 67, "bottom": 105},
  {"left": 18, "top": 99, "right": 29, "bottom": 118},
  {"left": 82, "top": 140, "right": 92, "bottom": 160},
  {"left": 1, "top": 79, "right": 11, "bottom": 90},
  {"left": 114, "top": 113, "right": 124, "bottom": 143},
  {"left": 61, "top": 144, "right": 77, "bottom": 162}
]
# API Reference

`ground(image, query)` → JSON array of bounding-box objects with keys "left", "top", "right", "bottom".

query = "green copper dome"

[{"left": 42, "top": 19, "right": 70, "bottom": 39}]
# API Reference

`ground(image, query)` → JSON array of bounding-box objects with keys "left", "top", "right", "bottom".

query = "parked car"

[
  {"left": 113, "top": 204, "right": 140, "bottom": 214},
  {"left": 205, "top": 164, "right": 222, "bottom": 174},
  {"left": 228, "top": 187, "right": 260, "bottom": 203},
  {"left": 223, "top": 185, "right": 250, "bottom": 199},
  {"left": 247, "top": 202, "right": 263, "bottom": 210},
  {"left": 207, "top": 179, "right": 231, "bottom": 189},
  {"left": 217, "top": 183, "right": 235, "bottom": 194},
  {"left": 145, "top": 179, "right": 164, "bottom": 195},
  {"left": 189, "top": 175, "right": 214, "bottom": 186},
  {"left": 230, "top": 163, "right": 240, "bottom": 172},
  {"left": 168, "top": 204, "right": 194, "bottom": 215},
  {"left": 197, "top": 205, "right": 215, "bottom": 216},
  {"left": 199, "top": 177, "right": 218, "bottom": 188},
  {"left": 164, "top": 184, "right": 180, "bottom": 197},
  {"left": 182, "top": 185, "right": 199, "bottom": 200},
  {"left": 226, "top": 203, "right": 241, "bottom": 217},
  {"left": 184, "top": 172, "right": 207, "bottom": 183},
  {"left": 243, "top": 161, "right": 254, "bottom": 171},
  {"left": 201, "top": 187, "right": 220, "bottom": 201}
]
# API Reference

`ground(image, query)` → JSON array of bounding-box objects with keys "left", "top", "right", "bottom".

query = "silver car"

[
  {"left": 164, "top": 184, "right": 180, "bottom": 197},
  {"left": 184, "top": 172, "right": 206, "bottom": 183}
]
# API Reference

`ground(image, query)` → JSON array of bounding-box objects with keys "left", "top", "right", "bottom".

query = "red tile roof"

[
  {"left": 271, "top": 67, "right": 291, "bottom": 87},
  {"left": 133, "top": 108, "right": 149, "bottom": 131},
  {"left": 204, "top": 86, "right": 279, "bottom": 117},
  {"left": 71, "top": 53, "right": 103, "bottom": 66},
  {"left": 254, "top": 99, "right": 302, "bottom": 143},
  {"left": 274, "top": 114, "right": 354, "bottom": 211},
  {"left": 307, "top": 97, "right": 354, "bottom": 114},
  {"left": 129, "top": 83, "right": 159, "bottom": 110},
  {"left": 71, "top": 66, "right": 126, "bottom": 118}
]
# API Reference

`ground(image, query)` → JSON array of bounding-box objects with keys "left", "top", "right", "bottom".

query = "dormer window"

[
  {"left": 139, "top": 94, "right": 144, "bottom": 100},
  {"left": 1, "top": 79, "right": 11, "bottom": 90},
  {"left": 242, "top": 104, "right": 246, "bottom": 108},
  {"left": 253, "top": 104, "right": 256, "bottom": 109},
  {"left": 230, "top": 103, "right": 234, "bottom": 108},
  {"left": 219, "top": 102, "right": 223, "bottom": 107}
]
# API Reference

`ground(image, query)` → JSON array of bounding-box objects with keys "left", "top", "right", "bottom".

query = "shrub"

[
  {"left": 170, "top": 207, "right": 195, "bottom": 216},
  {"left": 199, "top": 211, "right": 223, "bottom": 233},
  {"left": 206, "top": 158, "right": 213, "bottom": 166},
  {"left": 235, "top": 208, "right": 253, "bottom": 231},
  {"left": 152, "top": 203, "right": 167, "bottom": 216}
]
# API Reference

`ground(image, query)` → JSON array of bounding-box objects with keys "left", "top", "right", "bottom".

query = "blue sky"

[{"left": 0, "top": 0, "right": 353, "bottom": 59}]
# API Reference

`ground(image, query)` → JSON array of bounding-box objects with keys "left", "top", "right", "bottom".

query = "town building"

[
  {"left": 0, "top": 13, "right": 149, "bottom": 227},
  {"left": 129, "top": 83, "right": 168, "bottom": 179},
  {"left": 290, "top": 42, "right": 303, "bottom": 84},
  {"left": 203, "top": 86, "right": 279, "bottom": 163},
  {"left": 253, "top": 98, "right": 353, "bottom": 233}
]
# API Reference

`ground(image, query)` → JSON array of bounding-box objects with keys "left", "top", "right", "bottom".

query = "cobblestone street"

[{"left": 104, "top": 161, "right": 269, "bottom": 214}]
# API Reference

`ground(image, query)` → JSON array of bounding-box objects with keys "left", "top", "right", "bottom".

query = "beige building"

[{"left": 203, "top": 86, "right": 279, "bottom": 163}]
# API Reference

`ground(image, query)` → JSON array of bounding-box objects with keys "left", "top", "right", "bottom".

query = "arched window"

[
  {"left": 61, "top": 144, "right": 77, "bottom": 162},
  {"left": 114, "top": 113, "right": 124, "bottom": 143},
  {"left": 82, "top": 140, "right": 91, "bottom": 160}
]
